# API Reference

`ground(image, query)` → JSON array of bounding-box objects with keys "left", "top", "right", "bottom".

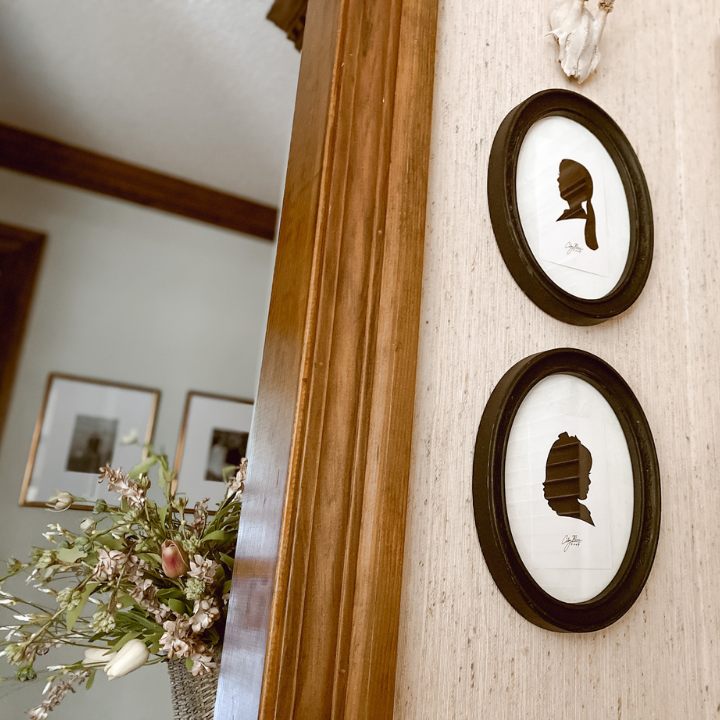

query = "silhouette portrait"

[
  {"left": 556, "top": 158, "right": 598, "bottom": 251},
  {"left": 543, "top": 431, "right": 594, "bottom": 526}
]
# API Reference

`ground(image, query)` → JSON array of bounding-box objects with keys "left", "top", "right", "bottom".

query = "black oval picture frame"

[
  {"left": 487, "top": 89, "right": 653, "bottom": 325},
  {"left": 472, "top": 349, "right": 660, "bottom": 633}
]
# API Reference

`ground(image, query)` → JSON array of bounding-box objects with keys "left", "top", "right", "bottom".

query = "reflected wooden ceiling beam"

[
  {"left": 0, "top": 123, "right": 277, "bottom": 241},
  {"left": 267, "top": 0, "right": 307, "bottom": 50}
]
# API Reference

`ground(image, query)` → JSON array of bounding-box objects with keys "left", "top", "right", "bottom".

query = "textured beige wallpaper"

[{"left": 394, "top": 1, "right": 720, "bottom": 718}]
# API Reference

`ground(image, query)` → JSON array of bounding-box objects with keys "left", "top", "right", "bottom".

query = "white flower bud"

[
  {"left": 47, "top": 491, "right": 75, "bottom": 512},
  {"left": 120, "top": 428, "right": 139, "bottom": 445},
  {"left": 83, "top": 647, "right": 117, "bottom": 666},
  {"left": 103, "top": 639, "right": 149, "bottom": 680}
]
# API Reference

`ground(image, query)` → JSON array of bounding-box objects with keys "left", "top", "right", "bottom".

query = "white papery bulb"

[{"left": 549, "top": 0, "right": 614, "bottom": 83}]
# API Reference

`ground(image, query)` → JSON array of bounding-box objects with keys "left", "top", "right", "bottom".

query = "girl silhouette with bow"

[{"left": 556, "top": 158, "right": 598, "bottom": 251}]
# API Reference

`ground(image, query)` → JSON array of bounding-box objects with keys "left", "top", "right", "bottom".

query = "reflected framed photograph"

[
  {"left": 472, "top": 349, "right": 660, "bottom": 632},
  {"left": 20, "top": 373, "right": 160, "bottom": 509},
  {"left": 174, "top": 391, "right": 253, "bottom": 507},
  {"left": 488, "top": 89, "right": 653, "bottom": 325}
]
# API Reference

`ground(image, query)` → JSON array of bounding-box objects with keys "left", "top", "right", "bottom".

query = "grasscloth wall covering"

[{"left": 394, "top": 2, "right": 719, "bottom": 718}]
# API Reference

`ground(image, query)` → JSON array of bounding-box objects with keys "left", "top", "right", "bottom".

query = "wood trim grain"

[
  {"left": 0, "top": 124, "right": 277, "bottom": 241},
  {"left": 0, "top": 223, "right": 45, "bottom": 448},
  {"left": 215, "top": 0, "right": 438, "bottom": 716}
]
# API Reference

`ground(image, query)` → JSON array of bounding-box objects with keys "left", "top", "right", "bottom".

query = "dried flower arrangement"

[{"left": 0, "top": 449, "right": 245, "bottom": 719}]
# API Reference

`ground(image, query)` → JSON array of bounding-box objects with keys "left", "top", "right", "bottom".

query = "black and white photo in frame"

[
  {"left": 20, "top": 374, "right": 160, "bottom": 509},
  {"left": 174, "top": 391, "right": 253, "bottom": 507}
]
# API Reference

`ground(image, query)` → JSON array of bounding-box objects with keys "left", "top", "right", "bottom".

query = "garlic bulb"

[{"left": 549, "top": 0, "right": 614, "bottom": 83}]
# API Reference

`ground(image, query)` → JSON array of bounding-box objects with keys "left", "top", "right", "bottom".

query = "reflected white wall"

[{"left": 0, "top": 169, "right": 275, "bottom": 719}]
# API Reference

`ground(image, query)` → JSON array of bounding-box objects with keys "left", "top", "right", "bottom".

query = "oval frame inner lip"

[
  {"left": 487, "top": 89, "right": 654, "bottom": 326},
  {"left": 472, "top": 348, "right": 661, "bottom": 633}
]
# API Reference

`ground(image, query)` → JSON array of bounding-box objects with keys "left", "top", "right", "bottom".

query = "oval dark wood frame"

[
  {"left": 487, "top": 89, "right": 654, "bottom": 326},
  {"left": 472, "top": 348, "right": 661, "bottom": 633}
]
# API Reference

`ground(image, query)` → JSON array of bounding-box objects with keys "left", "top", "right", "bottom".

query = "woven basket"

[{"left": 167, "top": 658, "right": 219, "bottom": 720}]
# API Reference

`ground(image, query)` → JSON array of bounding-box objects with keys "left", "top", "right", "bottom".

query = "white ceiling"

[{"left": 0, "top": 0, "right": 301, "bottom": 207}]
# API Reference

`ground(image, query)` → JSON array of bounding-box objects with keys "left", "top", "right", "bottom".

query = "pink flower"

[{"left": 161, "top": 540, "right": 190, "bottom": 579}]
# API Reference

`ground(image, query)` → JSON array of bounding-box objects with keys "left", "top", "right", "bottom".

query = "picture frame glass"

[
  {"left": 515, "top": 115, "right": 631, "bottom": 300},
  {"left": 504, "top": 373, "right": 634, "bottom": 603},
  {"left": 175, "top": 393, "right": 253, "bottom": 507},
  {"left": 24, "top": 376, "right": 159, "bottom": 507}
]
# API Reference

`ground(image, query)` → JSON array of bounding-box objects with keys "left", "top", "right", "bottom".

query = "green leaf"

[
  {"left": 112, "top": 631, "right": 141, "bottom": 652},
  {"left": 136, "top": 552, "right": 161, "bottom": 567},
  {"left": 202, "top": 530, "right": 234, "bottom": 543},
  {"left": 167, "top": 599, "right": 187, "bottom": 615},
  {"left": 222, "top": 464, "right": 239, "bottom": 482},
  {"left": 185, "top": 658, "right": 193, "bottom": 671},
  {"left": 66, "top": 582, "right": 99, "bottom": 631},
  {"left": 85, "top": 669, "right": 96, "bottom": 691},
  {"left": 219, "top": 553, "right": 235, "bottom": 569},
  {"left": 121, "top": 610, "right": 161, "bottom": 631},
  {"left": 116, "top": 593, "right": 135, "bottom": 609},
  {"left": 94, "top": 535, "right": 124, "bottom": 551},
  {"left": 57, "top": 547, "right": 87, "bottom": 564},
  {"left": 158, "top": 465, "right": 173, "bottom": 489},
  {"left": 129, "top": 456, "right": 157, "bottom": 479},
  {"left": 144, "top": 630, "right": 163, "bottom": 655},
  {"left": 158, "top": 505, "right": 168, "bottom": 527},
  {"left": 157, "top": 588, "right": 185, "bottom": 601}
]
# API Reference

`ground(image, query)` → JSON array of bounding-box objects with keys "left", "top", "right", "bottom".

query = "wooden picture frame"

[
  {"left": 173, "top": 391, "right": 253, "bottom": 507},
  {"left": 487, "top": 89, "right": 654, "bottom": 326},
  {"left": 472, "top": 349, "right": 661, "bottom": 633},
  {"left": 19, "top": 373, "right": 160, "bottom": 511}
]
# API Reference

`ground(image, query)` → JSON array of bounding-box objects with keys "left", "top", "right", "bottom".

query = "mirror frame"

[{"left": 215, "top": 0, "right": 440, "bottom": 717}]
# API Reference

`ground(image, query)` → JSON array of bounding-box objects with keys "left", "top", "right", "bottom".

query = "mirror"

[{"left": 0, "top": 3, "right": 300, "bottom": 717}]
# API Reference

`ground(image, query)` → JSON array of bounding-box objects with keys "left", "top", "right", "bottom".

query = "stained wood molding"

[
  {"left": 267, "top": 0, "right": 308, "bottom": 50},
  {"left": 0, "top": 124, "right": 277, "bottom": 241},
  {"left": 0, "top": 223, "right": 45, "bottom": 446},
  {"left": 215, "top": 0, "right": 439, "bottom": 716}
]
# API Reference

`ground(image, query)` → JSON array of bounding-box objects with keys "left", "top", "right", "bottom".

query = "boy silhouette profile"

[{"left": 543, "top": 431, "right": 594, "bottom": 526}]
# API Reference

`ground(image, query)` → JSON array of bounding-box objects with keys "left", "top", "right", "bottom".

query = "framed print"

[
  {"left": 472, "top": 349, "right": 660, "bottom": 632},
  {"left": 487, "top": 89, "right": 653, "bottom": 325},
  {"left": 20, "top": 373, "right": 160, "bottom": 510},
  {"left": 174, "top": 391, "right": 253, "bottom": 507}
]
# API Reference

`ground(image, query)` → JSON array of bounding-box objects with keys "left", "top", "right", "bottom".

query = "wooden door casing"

[{"left": 214, "top": 0, "right": 439, "bottom": 717}]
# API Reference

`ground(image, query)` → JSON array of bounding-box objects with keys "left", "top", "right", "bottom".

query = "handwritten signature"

[
  {"left": 565, "top": 242, "right": 582, "bottom": 255},
  {"left": 561, "top": 534, "right": 582, "bottom": 552}
]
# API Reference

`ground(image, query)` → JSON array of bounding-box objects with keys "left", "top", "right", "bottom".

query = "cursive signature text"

[
  {"left": 561, "top": 534, "right": 582, "bottom": 552},
  {"left": 565, "top": 242, "right": 582, "bottom": 255}
]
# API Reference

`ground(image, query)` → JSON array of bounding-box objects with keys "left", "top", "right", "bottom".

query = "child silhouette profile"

[
  {"left": 556, "top": 158, "right": 598, "bottom": 251},
  {"left": 543, "top": 432, "right": 594, "bottom": 526}
]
